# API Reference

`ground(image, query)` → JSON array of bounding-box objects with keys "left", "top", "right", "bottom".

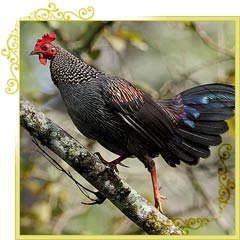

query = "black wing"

[{"left": 100, "top": 75, "right": 176, "bottom": 151}]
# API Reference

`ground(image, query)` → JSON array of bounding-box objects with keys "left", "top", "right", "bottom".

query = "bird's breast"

[{"left": 57, "top": 81, "right": 128, "bottom": 143}]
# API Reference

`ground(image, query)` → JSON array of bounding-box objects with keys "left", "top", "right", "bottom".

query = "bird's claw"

[
  {"left": 119, "top": 162, "right": 130, "bottom": 168},
  {"left": 107, "top": 159, "right": 130, "bottom": 173},
  {"left": 108, "top": 161, "right": 120, "bottom": 173},
  {"left": 94, "top": 152, "right": 129, "bottom": 174},
  {"left": 94, "top": 152, "right": 106, "bottom": 163},
  {"left": 81, "top": 191, "right": 106, "bottom": 205},
  {"left": 155, "top": 194, "right": 167, "bottom": 213}
]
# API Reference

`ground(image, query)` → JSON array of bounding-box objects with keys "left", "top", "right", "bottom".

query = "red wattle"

[{"left": 39, "top": 54, "right": 47, "bottom": 65}]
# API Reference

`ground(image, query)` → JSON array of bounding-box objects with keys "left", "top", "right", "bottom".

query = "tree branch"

[
  {"left": 20, "top": 97, "right": 182, "bottom": 235},
  {"left": 192, "top": 22, "right": 235, "bottom": 58}
]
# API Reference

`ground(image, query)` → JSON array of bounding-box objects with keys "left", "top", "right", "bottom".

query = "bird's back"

[{"left": 49, "top": 45, "right": 235, "bottom": 168}]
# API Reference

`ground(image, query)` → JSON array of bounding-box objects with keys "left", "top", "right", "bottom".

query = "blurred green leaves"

[
  {"left": 104, "top": 28, "right": 148, "bottom": 53},
  {"left": 115, "top": 29, "right": 148, "bottom": 51}
]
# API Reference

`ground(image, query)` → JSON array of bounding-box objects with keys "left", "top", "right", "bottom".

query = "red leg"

[{"left": 150, "top": 164, "right": 166, "bottom": 213}]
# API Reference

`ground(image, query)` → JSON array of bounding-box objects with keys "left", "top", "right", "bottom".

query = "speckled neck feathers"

[{"left": 50, "top": 46, "right": 100, "bottom": 86}]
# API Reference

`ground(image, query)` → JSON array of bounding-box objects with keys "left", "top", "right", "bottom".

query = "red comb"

[{"left": 34, "top": 33, "right": 56, "bottom": 51}]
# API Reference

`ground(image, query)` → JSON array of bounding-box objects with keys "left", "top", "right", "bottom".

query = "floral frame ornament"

[
  {"left": 2, "top": 2, "right": 94, "bottom": 94},
  {"left": 2, "top": 2, "right": 237, "bottom": 237}
]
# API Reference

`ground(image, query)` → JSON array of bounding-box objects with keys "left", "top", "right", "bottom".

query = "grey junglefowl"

[{"left": 30, "top": 33, "right": 235, "bottom": 212}]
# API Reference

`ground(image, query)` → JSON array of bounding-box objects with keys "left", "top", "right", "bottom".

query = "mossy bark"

[{"left": 20, "top": 97, "right": 182, "bottom": 235}]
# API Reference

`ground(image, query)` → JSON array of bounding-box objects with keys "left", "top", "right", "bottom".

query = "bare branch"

[
  {"left": 192, "top": 22, "right": 235, "bottom": 58},
  {"left": 20, "top": 97, "right": 182, "bottom": 235},
  {"left": 52, "top": 205, "right": 90, "bottom": 234}
]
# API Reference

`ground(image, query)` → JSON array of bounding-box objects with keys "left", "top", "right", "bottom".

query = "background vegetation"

[{"left": 20, "top": 21, "right": 235, "bottom": 235}]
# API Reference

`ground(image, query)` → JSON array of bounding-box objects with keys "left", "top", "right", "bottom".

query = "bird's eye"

[{"left": 42, "top": 45, "right": 48, "bottom": 51}]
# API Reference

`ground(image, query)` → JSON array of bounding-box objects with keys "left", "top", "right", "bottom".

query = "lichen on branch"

[{"left": 20, "top": 97, "right": 182, "bottom": 235}]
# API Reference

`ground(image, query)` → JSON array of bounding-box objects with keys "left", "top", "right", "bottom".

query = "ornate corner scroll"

[
  {"left": 172, "top": 217, "right": 216, "bottom": 235},
  {"left": 22, "top": 3, "right": 94, "bottom": 21},
  {"left": 1, "top": 22, "right": 19, "bottom": 94},
  {"left": 217, "top": 144, "right": 235, "bottom": 215},
  {"left": 2, "top": 2, "right": 95, "bottom": 94},
  {"left": 172, "top": 143, "right": 234, "bottom": 234}
]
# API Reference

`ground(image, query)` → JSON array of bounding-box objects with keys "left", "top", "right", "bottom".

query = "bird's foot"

[
  {"left": 94, "top": 152, "right": 129, "bottom": 173},
  {"left": 149, "top": 163, "right": 167, "bottom": 213},
  {"left": 108, "top": 158, "right": 129, "bottom": 174},
  {"left": 154, "top": 193, "right": 167, "bottom": 213},
  {"left": 94, "top": 152, "right": 108, "bottom": 164}
]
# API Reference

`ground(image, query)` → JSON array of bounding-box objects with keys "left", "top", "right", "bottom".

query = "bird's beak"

[{"left": 30, "top": 50, "right": 38, "bottom": 56}]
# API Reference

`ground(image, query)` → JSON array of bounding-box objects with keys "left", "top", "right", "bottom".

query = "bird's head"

[{"left": 30, "top": 33, "right": 57, "bottom": 65}]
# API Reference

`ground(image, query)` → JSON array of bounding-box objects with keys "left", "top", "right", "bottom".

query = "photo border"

[{"left": 2, "top": 2, "right": 239, "bottom": 239}]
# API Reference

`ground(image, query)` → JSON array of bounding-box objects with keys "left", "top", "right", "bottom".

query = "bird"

[{"left": 30, "top": 33, "right": 235, "bottom": 213}]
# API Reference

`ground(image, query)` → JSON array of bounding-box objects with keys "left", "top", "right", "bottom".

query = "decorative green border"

[{"left": 2, "top": 2, "right": 237, "bottom": 238}]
